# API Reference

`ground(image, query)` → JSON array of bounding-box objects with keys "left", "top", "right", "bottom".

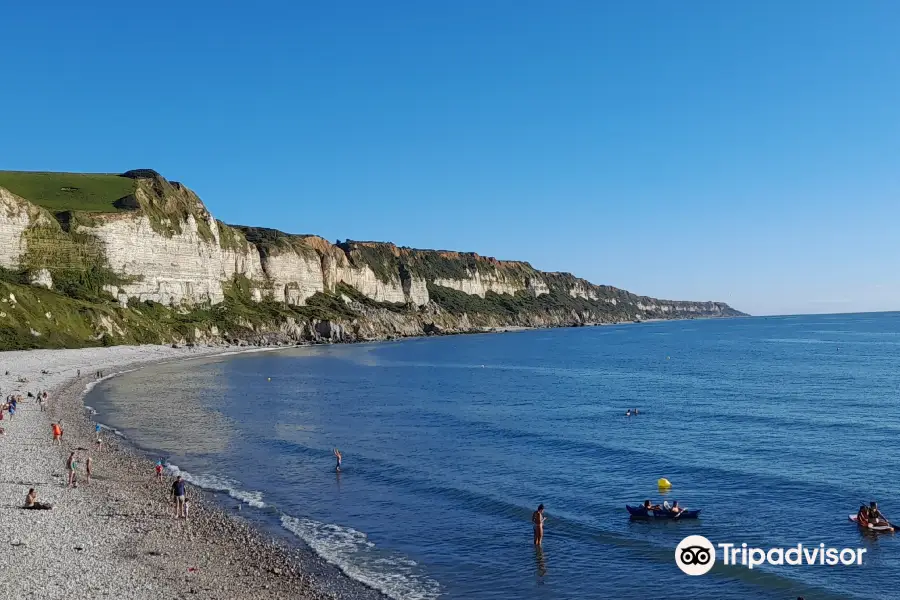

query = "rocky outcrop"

[
  {"left": 0, "top": 170, "right": 745, "bottom": 349},
  {"left": 29, "top": 268, "right": 52, "bottom": 289},
  {"left": 0, "top": 188, "right": 50, "bottom": 269},
  {"left": 432, "top": 273, "right": 523, "bottom": 297}
]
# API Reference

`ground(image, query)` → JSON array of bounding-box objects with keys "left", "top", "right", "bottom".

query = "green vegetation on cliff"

[
  {"left": 0, "top": 169, "right": 217, "bottom": 242},
  {"left": 338, "top": 240, "right": 537, "bottom": 284},
  {"left": 0, "top": 171, "right": 135, "bottom": 213},
  {"left": 426, "top": 283, "right": 639, "bottom": 323}
]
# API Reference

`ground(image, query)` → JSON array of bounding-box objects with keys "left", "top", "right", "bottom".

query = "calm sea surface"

[{"left": 88, "top": 314, "right": 900, "bottom": 600}]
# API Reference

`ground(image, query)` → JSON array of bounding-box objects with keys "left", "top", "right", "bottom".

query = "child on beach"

[
  {"left": 24, "top": 488, "right": 52, "bottom": 510},
  {"left": 155, "top": 460, "right": 164, "bottom": 483},
  {"left": 51, "top": 423, "right": 62, "bottom": 445},
  {"left": 85, "top": 456, "right": 92, "bottom": 484}
]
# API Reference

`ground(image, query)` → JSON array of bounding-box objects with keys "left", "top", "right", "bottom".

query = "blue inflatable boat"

[{"left": 626, "top": 505, "right": 701, "bottom": 519}]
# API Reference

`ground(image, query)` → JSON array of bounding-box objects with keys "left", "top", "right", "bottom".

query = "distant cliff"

[{"left": 0, "top": 169, "right": 745, "bottom": 349}]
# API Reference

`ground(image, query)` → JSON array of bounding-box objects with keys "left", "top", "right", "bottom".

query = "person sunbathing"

[{"left": 23, "top": 488, "right": 52, "bottom": 510}]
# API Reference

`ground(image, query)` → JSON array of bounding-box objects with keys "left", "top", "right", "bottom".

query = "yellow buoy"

[{"left": 657, "top": 478, "right": 672, "bottom": 488}]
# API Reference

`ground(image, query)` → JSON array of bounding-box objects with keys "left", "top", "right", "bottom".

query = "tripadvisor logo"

[
  {"left": 675, "top": 535, "right": 716, "bottom": 575},
  {"left": 675, "top": 535, "right": 867, "bottom": 575}
]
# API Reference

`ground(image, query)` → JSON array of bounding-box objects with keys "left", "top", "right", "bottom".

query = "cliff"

[{"left": 0, "top": 169, "right": 745, "bottom": 349}]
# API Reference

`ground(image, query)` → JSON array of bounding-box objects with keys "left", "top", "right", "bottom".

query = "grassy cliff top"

[{"left": 0, "top": 171, "right": 137, "bottom": 213}]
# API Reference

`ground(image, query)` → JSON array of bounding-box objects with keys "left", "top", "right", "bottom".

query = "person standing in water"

[
  {"left": 532, "top": 504, "right": 546, "bottom": 546},
  {"left": 333, "top": 448, "right": 342, "bottom": 472}
]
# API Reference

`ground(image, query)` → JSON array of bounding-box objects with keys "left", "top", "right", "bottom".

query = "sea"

[{"left": 86, "top": 313, "right": 900, "bottom": 600}]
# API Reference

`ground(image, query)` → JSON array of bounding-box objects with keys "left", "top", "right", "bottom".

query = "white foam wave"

[
  {"left": 280, "top": 515, "right": 440, "bottom": 600},
  {"left": 83, "top": 367, "right": 139, "bottom": 395},
  {"left": 164, "top": 464, "right": 266, "bottom": 509}
]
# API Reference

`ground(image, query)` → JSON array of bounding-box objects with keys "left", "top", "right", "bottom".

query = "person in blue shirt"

[{"left": 172, "top": 476, "right": 187, "bottom": 519}]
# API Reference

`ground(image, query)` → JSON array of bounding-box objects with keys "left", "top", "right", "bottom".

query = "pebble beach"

[{"left": 0, "top": 345, "right": 382, "bottom": 600}]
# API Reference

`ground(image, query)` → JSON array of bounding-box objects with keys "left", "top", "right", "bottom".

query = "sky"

[{"left": 2, "top": 1, "right": 900, "bottom": 316}]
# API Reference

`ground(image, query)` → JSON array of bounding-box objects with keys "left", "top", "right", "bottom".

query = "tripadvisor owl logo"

[{"left": 675, "top": 535, "right": 716, "bottom": 575}]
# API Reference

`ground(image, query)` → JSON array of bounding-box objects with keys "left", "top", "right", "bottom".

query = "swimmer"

[
  {"left": 333, "top": 448, "right": 342, "bottom": 472},
  {"left": 625, "top": 410, "right": 631, "bottom": 417},
  {"left": 532, "top": 504, "right": 546, "bottom": 546}
]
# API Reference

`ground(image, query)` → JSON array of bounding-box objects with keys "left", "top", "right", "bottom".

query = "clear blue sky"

[{"left": 2, "top": 1, "right": 899, "bottom": 316}]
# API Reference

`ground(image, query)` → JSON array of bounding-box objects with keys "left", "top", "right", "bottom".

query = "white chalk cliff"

[{"left": 0, "top": 170, "right": 743, "bottom": 343}]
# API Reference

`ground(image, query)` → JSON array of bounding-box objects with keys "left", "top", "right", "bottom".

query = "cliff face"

[{"left": 0, "top": 170, "right": 745, "bottom": 349}]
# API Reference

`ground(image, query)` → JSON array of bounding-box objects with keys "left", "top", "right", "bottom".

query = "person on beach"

[
  {"left": 51, "top": 422, "right": 62, "bottom": 445},
  {"left": 333, "top": 448, "right": 342, "bottom": 472},
  {"left": 39, "top": 394, "right": 46, "bottom": 412},
  {"left": 66, "top": 451, "right": 78, "bottom": 488},
  {"left": 24, "top": 488, "right": 52, "bottom": 510},
  {"left": 8, "top": 398, "right": 15, "bottom": 421},
  {"left": 532, "top": 504, "right": 546, "bottom": 546},
  {"left": 155, "top": 460, "right": 164, "bottom": 482},
  {"left": 85, "top": 456, "right": 93, "bottom": 484},
  {"left": 172, "top": 475, "right": 187, "bottom": 519}
]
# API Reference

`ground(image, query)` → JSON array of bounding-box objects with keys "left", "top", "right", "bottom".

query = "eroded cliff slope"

[{"left": 0, "top": 169, "right": 745, "bottom": 349}]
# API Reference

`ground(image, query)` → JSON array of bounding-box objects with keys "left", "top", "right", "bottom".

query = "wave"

[
  {"left": 280, "top": 515, "right": 440, "bottom": 600},
  {"left": 82, "top": 367, "right": 140, "bottom": 395},
  {"left": 161, "top": 460, "right": 441, "bottom": 599},
  {"left": 164, "top": 464, "right": 266, "bottom": 509}
]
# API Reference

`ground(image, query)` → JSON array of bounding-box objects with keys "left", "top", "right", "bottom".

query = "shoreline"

[
  {"left": 0, "top": 318, "right": 738, "bottom": 599},
  {"left": 0, "top": 345, "right": 384, "bottom": 600}
]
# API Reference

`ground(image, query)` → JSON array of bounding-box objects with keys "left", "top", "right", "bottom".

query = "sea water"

[{"left": 87, "top": 313, "right": 900, "bottom": 599}]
